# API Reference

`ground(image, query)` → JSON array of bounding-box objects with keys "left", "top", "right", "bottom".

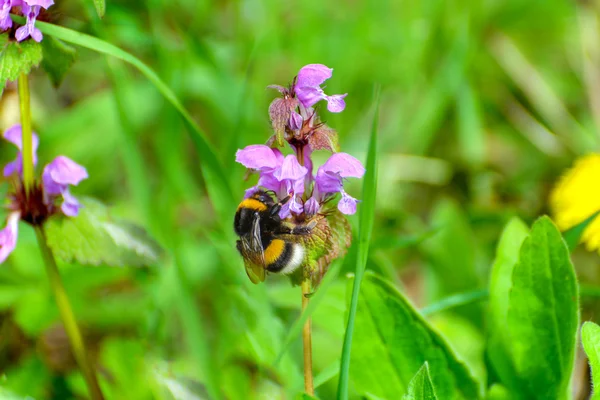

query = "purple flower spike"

[
  {"left": 315, "top": 152, "right": 365, "bottom": 215},
  {"left": 3, "top": 124, "right": 40, "bottom": 177},
  {"left": 0, "top": 212, "right": 19, "bottom": 263},
  {"left": 42, "top": 156, "right": 88, "bottom": 217},
  {"left": 295, "top": 64, "right": 348, "bottom": 113},
  {"left": 0, "top": 0, "right": 13, "bottom": 31},
  {"left": 15, "top": 4, "right": 42, "bottom": 42}
]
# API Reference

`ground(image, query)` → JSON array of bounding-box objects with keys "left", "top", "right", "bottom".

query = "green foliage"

[
  {"left": 402, "top": 363, "right": 438, "bottom": 400},
  {"left": 582, "top": 322, "right": 600, "bottom": 400},
  {"left": 487, "top": 217, "right": 529, "bottom": 391},
  {"left": 338, "top": 92, "right": 379, "bottom": 399},
  {"left": 489, "top": 217, "right": 579, "bottom": 399},
  {"left": 41, "top": 36, "right": 77, "bottom": 88},
  {"left": 349, "top": 272, "right": 480, "bottom": 400},
  {"left": 44, "top": 197, "right": 163, "bottom": 267},
  {"left": 92, "top": 0, "right": 106, "bottom": 18},
  {"left": 0, "top": 34, "right": 42, "bottom": 93},
  {"left": 3, "top": 1, "right": 600, "bottom": 399}
]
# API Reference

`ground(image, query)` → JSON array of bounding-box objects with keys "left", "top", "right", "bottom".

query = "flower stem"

[
  {"left": 301, "top": 278, "right": 314, "bottom": 395},
  {"left": 17, "top": 72, "right": 34, "bottom": 194},
  {"left": 34, "top": 226, "right": 105, "bottom": 400}
]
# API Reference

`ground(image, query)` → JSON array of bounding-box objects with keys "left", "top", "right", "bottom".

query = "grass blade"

[
  {"left": 337, "top": 87, "right": 380, "bottom": 400},
  {"left": 16, "top": 17, "right": 235, "bottom": 220}
]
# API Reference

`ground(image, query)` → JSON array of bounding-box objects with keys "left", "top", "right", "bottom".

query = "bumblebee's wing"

[
  {"left": 243, "top": 256, "right": 266, "bottom": 284},
  {"left": 250, "top": 214, "right": 266, "bottom": 265},
  {"left": 238, "top": 236, "right": 266, "bottom": 284}
]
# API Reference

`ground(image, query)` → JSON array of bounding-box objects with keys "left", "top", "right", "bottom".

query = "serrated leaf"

[
  {"left": 487, "top": 217, "right": 529, "bottom": 393},
  {"left": 44, "top": 197, "right": 163, "bottom": 267},
  {"left": 0, "top": 34, "right": 43, "bottom": 93},
  {"left": 402, "top": 362, "right": 439, "bottom": 400},
  {"left": 582, "top": 322, "right": 600, "bottom": 400},
  {"left": 349, "top": 272, "right": 481, "bottom": 400},
  {"left": 506, "top": 216, "right": 579, "bottom": 399},
  {"left": 41, "top": 36, "right": 77, "bottom": 87},
  {"left": 92, "top": 0, "right": 106, "bottom": 18}
]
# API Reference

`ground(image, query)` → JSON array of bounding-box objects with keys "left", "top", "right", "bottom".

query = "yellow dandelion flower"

[{"left": 550, "top": 154, "right": 600, "bottom": 252}]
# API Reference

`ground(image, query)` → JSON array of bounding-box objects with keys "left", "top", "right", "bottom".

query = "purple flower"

[
  {"left": 0, "top": 212, "right": 19, "bottom": 263},
  {"left": 314, "top": 153, "right": 365, "bottom": 215},
  {"left": 3, "top": 124, "right": 39, "bottom": 177},
  {"left": 295, "top": 64, "right": 347, "bottom": 113},
  {"left": 42, "top": 156, "right": 88, "bottom": 216},
  {"left": 0, "top": 0, "right": 13, "bottom": 31},
  {"left": 15, "top": 3, "right": 42, "bottom": 42},
  {"left": 236, "top": 145, "right": 308, "bottom": 217}
]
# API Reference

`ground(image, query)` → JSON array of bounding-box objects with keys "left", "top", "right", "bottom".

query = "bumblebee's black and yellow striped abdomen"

[{"left": 263, "top": 237, "right": 305, "bottom": 274}]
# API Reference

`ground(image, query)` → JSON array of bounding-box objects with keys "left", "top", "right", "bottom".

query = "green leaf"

[
  {"left": 41, "top": 36, "right": 77, "bottom": 87},
  {"left": 487, "top": 217, "right": 529, "bottom": 392},
  {"left": 338, "top": 87, "right": 379, "bottom": 400},
  {"left": 0, "top": 33, "right": 43, "bottom": 93},
  {"left": 44, "top": 197, "right": 163, "bottom": 267},
  {"left": 402, "top": 362, "right": 439, "bottom": 400},
  {"left": 349, "top": 273, "right": 481, "bottom": 400},
  {"left": 92, "top": 0, "right": 106, "bottom": 18},
  {"left": 582, "top": 322, "right": 600, "bottom": 400},
  {"left": 562, "top": 210, "right": 600, "bottom": 252},
  {"left": 506, "top": 216, "right": 579, "bottom": 399}
]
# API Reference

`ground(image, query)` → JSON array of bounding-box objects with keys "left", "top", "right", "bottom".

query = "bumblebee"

[{"left": 234, "top": 190, "right": 318, "bottom": 283}]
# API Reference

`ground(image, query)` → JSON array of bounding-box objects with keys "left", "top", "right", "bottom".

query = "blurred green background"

[{"left": 1, "top": 0, "right": 600, "bottom": 398}]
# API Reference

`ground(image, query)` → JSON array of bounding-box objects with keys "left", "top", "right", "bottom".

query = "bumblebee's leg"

[{"left": 282, "top": 217, "right": 319, "bottom": 235}]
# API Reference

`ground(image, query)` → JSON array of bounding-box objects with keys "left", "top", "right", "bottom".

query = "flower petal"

[
  {"left": 326, "top": 94, "right": 347, "bottom": 113},
  {"left": 315, "top": 170, "right": 343, "bottom": 194},
  {"left": 15, "top": 25, "right": 28, "bottom": 42},
  {"left": 289, "top": 111, "right": 303, "bottom": 130},
  {"left": 3, "top": 124, "right": 23, "bottom": 148},
  {"left": 61, "top": 190, "right": 82, "bottom": 217},
  {"left": 320, "top": 152, "right": 365, "bottom": 178},
  {"left": 3, "top": 155, "right": 21, "bottom": 178},
  {"left": 0, "top": 212, "right": 19, "bottom": 263},
  {"left": 43, "top": 156, "right": 88, "bottom": 195},
  {"left": 30, "top": 27, "right": 42, "bottom": 42},
  {"left": 295, "top": 86, "right": 326, "bottom": 109},
  {"left": 289, "top": 195, "right": 303, "bottom": 214},
  {"left": 273, "top": 155, "right": 308, "bottom": 182},
  {"left": 338, "top": 192, "right": 359, "bottom": 215},
  {"left": 296, "top": 64, "right": 333, "bottom": 88},
  {"left": 304, "top": 196, "right": 320, "bottom": 216},
  {"left": 236, "top": 145, "right": 282, "bottom": 170}
]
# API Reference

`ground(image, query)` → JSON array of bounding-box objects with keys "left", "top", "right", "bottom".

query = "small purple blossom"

[
  {"left": 236, "top": 145, "right": 309, "bottom": 218},
  {"left": 15, "top": 3, "right": 42, "bottom": 42},
  {"left": 42, "top": 156, "right": 89, "bottom": 216},
  {"left": 313, "top": 153, "right": 365, "bottom": 215},
  {"left": 294, "top": 64, "right": 347, "bottom": 113},
  {"left": 0, "top": 212, "right": 19, "bottom": 263}
]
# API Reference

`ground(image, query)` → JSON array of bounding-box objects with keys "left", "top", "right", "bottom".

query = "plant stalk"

[
  {"left": 17, "top": 72, "right": 34, "bottom": 194},
  {"left": 302, "top": 278, "right": 314, "bottom": 395},
  {"left": 34, "top": 226, "right": 105, "bottom": 400}
]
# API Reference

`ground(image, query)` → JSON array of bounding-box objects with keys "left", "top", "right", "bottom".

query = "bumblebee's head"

[{"left": 234, "top": 190, "right": 280, "bottom": 237}]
